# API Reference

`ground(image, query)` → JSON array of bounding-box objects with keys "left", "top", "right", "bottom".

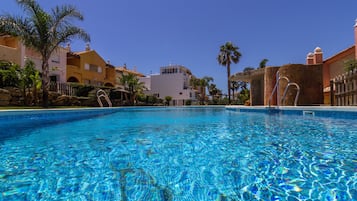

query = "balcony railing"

[{"left": 49, "top": 82, "right": 77, "bottom": 96}]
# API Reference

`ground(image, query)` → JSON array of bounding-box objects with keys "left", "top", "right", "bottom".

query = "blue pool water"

[{"left": 0, "top": 107, "right": 356, "bottom": 200}]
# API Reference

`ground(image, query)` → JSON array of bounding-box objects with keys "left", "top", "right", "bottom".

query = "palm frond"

[{"left": 50, "top": 5, "right": 84, "bottom": 36}]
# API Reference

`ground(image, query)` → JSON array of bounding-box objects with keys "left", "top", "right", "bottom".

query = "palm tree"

[
  {"left": 190, "top": 76, "right": 213, "bottom": 105},
  {"left": 165, "top": 96, "right": 172, "bottom": 106},
  {"left": 243, "top": 67, "right": 255, "bottom": 72},
  {"left": 231, "top": 81, "right": 239, "bottom": 101},
  {"left": 208, "top": 83, "right": 222, "bottom": 103},
  {"left": 259, "top": 59, "right": 269, "bottom": 68},
  {"left": 217, "top": 42, "right": 241, "bottom": 104},
  {"left": 119, "top": 73, "right": 146, "bottom": 105},
  {"left": 0, "top": 0, "right": 90, "bottom": 107}
]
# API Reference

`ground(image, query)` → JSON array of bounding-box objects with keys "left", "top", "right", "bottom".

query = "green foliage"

[
  {"left": 237, "top": 89, "right": 250, "bottom": 105},
  {"left": 0, "top": 61, "right": 20, "bottom": 87},
  {"left": 30, "top": 71, "right": 42, "bottom": 90},
  {"left": 109, "top": 89, "right": 124, "bottom": 100},
  {"left": 165, "top": 96, "right": 172, "bottom": 106},
  {"left": 217, "top": 41, "right": 242, "bottom": 104},
  {"left": 0, "top": 0, "right": 90, "bottom": 107},
  {"left": 190, "top": 76, "right": 213, "bottom": 105},
  {"left": 119, "top": 74, "right": 146, "bottom": 105},
  {"left": 344, "top": 59, "right": 357, "bottom": 72},
  {"left": 259, "top": 59, "right": 269, "bottom": 68},
  {"left": 243, "top": 67, "right": 255, "bottom": 72},
  {"left": 185, "top": 100, "right": 192, "bottom": 105},
  {"left": 71, "top": 84, "right": 94, "bottom": 97}
]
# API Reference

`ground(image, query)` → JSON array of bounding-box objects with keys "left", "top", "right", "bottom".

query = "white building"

[{"left": 140, "top": 65, "right": 197, "bottom": 106}]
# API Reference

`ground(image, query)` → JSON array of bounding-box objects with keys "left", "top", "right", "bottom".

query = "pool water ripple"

[{"left": 0, "top": 107, "right": 356, "bottom": 200}]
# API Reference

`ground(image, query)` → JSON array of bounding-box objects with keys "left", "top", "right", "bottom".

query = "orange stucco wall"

[
  {"left": 66, "top": 50, "right": 115, "bottom": 86},
  {"left": 323, "top": 47, "right": 355, "bottom": 88},
  {"left": 0, "top": 36, "right": 22, "bottom": 65}
]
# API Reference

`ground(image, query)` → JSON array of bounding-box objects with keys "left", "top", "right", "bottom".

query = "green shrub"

[{"left": 71, "top": 84, "right": 94, "bottom": 97}]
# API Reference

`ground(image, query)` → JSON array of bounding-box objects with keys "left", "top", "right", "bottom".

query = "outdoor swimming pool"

[{"left": 0, "top": 107, "right": 356, "bottom": 200}]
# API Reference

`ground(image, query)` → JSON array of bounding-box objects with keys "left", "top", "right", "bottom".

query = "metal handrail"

[
  {"left": 281, "top": 82, "right": 300, "bottom": 106},
  {"left": 268, "top": 71, "right": 290, "bottom": 107},
  {"left": 97, "top": 89, "right": 112, "bottom": 107}
]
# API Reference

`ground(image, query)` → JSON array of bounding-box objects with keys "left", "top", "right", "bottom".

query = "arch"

[
  {"left": 104, "top": 82, "right": 114, "bottom": 87},
  {"left": 67, "top": 76, "right": 79, "bottom": 83}
]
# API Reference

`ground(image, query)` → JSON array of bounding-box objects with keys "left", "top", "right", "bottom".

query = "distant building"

[
  {"left": 66, "top": 43, "right": 116, "bottom": 87},
  {"left": 115, "top": 64, "right": 144, "bottom": 88},
  {"left": 140, "top": 65, "right": 197, "bottom": 106},
  {"left": 0, "top": 35, "right": 68, "bottom": 83}
]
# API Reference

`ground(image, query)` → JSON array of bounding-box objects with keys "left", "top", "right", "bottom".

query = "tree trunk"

[
  {"left": 41, "top": 59, "right": 50, "bottom": 108},
  {"left": 232, "top": 88, "right": 235, "bottom": 102},
  {"left": 227, "top": 62, "right": 231, "bottom": 104}
]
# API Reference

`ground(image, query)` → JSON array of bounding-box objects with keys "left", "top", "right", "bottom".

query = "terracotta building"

[
  {"left": 66, "top": 44, "right": 116, "bottom": 87},
  {"left": 317, "top": 19, "right": 357, "bottom": 104}
]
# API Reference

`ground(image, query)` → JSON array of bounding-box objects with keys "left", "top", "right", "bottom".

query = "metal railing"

[
  {"left": 282, "top": 82, "right": 300, "bottom": 106},
  {"left": 97, "top": 89, "right": 112, "bottom": 107},
  {"left": 268, "top": 71, "right": 300, "bottom": 107},
  {"left": 49, "top": 82, "right": 76, "bottom": 96}
]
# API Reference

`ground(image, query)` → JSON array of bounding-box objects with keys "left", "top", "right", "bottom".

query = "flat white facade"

[{"left": 139, "top": 65, "right": 197, "bottom": 105}]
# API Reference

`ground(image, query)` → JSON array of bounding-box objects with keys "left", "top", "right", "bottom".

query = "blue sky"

[{"left": 2, "top": 0, "right": 357, "bottom": 93}]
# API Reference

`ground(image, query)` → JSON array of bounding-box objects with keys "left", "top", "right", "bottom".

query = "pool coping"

[
  {"left": 225, "top": 105, "right": 357, "bottom": 119},
  {"left": 225, "top": 105, "right": 357, "bottom": 112}
]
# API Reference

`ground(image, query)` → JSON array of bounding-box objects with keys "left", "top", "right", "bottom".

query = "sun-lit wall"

[
  {"left": 66, "top": 47, "right": 115, "bottom": 87},
  {"left": 0, "top": 36, "right": 24, "bottom": 66}
]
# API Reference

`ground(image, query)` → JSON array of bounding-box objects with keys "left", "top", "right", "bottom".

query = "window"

[
  {"left": 89, "top": 64, "right": 97, "bottom": 72},
  {"left": 51, "top": 55, "right": 60, "bottom": 63},
  {"left": 85, "top": 64, "right": 102, "bottom": 73}
]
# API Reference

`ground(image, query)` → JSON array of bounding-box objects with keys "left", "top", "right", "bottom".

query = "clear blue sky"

[{"left": 2, "top": 0, "right": 357, "bottom": 93}]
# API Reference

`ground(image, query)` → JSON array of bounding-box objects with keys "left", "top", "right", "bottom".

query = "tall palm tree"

[
  {"left": 217, "top": 42, "right": 241, "bottom": 104},
  {"left": 0, "top": 0, "right": 90, "bottom": 107}
]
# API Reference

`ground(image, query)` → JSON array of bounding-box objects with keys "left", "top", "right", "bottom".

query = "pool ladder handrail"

[
  {"left": 268, "top": 71, "right": 290, "bottom": 107},
  {"left": 282, "top": 82, "right": 300, "bottom": 106},
  {"left": 268, "top": 71, "right": 301, "bottom": 107},
  {"left": 97, "top": 89, "right": 112, "bottom": 107}
]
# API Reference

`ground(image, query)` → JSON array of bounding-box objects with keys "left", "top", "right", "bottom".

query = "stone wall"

[
  {"left": 250, "top": 75, "right": 264, "bottom": 105},
  {"left": 278, "top": 64, "right": 323, "bottom": 105},
  {"left": 264, "top": 67, "right": 280, "bottom": 105}
]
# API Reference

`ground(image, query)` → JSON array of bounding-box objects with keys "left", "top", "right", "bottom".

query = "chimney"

[
  {"left": 355, "top": 19, "right": 357, "bottom": 59},
  {"left": 313, "top": 47, "right": 323, "bottom": 64},
  {"left": 66, "top": 43, "right": 71, "bottom": 52},
  {"left": 85, "top": 43, "right": 90, "bottom": 51},
  {"left": 306, "top": 52, "right": 314, "bottom": 65}
]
